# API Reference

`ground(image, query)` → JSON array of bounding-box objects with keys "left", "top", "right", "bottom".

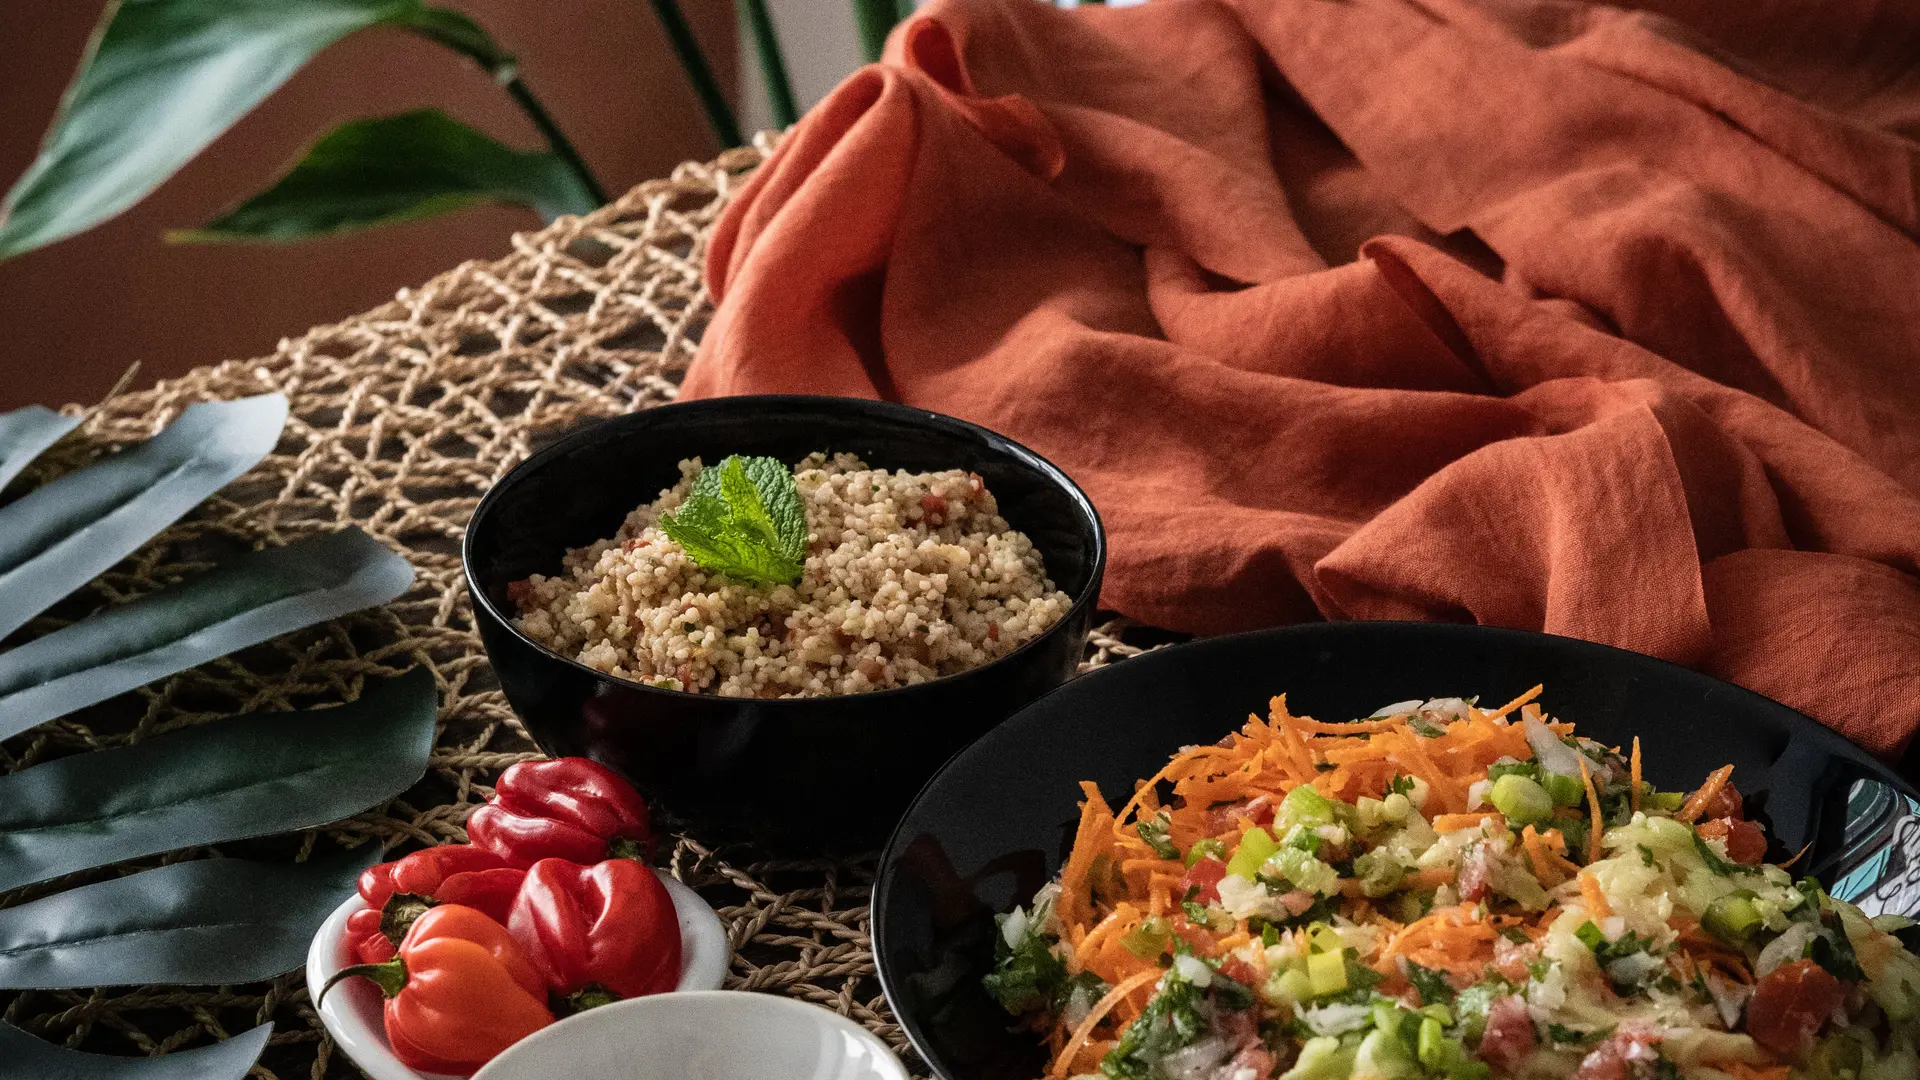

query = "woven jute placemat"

[{"left": 0, "top": 139, "right": 1162, "bottom": 1079}]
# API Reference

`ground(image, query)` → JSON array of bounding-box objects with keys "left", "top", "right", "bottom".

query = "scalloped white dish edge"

[{"left": 307, "top": 869, "right": 729, "bottom": 1080}]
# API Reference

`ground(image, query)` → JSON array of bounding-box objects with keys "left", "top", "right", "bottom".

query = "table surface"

[{"left": 5, "top": 139, "right": 1911, "bottom": 1079}]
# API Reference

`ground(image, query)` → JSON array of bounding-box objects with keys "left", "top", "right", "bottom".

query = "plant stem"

[
  {"left": 503, "top": 78, "right": 610, "bottom": 206},
  {"left": 738, "top": 0, "right": 798, "bottom": 129},
  {"left": 406, "top": 14, "right": 612, "bottom": 206},
  {"left": 648, "top": 0, "right": 745, "bottom": 148},
  {"left": 850, "top": 0, "right": 905, "bottom": 63}
]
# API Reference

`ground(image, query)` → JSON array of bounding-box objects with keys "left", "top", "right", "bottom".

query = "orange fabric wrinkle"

[{"left": 685, "top": 0, "right": 1920, "bottom": 757}]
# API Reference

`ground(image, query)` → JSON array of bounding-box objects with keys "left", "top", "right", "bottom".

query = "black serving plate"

[
  {"left": 463, "top": 396, "right": 1104, "bottom": 852},
  {"left": 873, "top": 622, "right": 1920, "bottom": 1080}
]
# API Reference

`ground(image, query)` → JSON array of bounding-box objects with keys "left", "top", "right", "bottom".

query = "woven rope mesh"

[{"left": 0, "top": 141, "right": 1166, "bottom": 1079}]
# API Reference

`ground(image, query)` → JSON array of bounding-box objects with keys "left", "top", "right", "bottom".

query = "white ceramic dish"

[
  {"left": 470, "top": 990, "right": 909, "bottom": 1080},
  {"left": 307, "top": 869, "right": 729, "bottom": 1080}
]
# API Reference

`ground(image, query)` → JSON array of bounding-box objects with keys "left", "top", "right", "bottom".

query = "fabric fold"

[{"left": 685, "top": 0, "right": 1920, "bottom": 755}]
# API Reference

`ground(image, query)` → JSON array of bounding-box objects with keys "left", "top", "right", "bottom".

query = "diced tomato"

[
  {"left": 1746, "top": 959, "right": 1846, "bottom": 1057},
  {"left": 919, "top": 494, "right": 949, "bottom": 526},
  {"left": 1702, "top": 780, "right": 1744, "bottom": 822},
  {"left": 1178, "top": 856, "right": 1228, "bottom": 905},
  {"left": 1218, "top": 956, "right": 1260, "bottom": 989},
  {"left": 1171, "top": 920, "right": 1218, "bottom": 954},
  {"left": 1207, "top": 796, "right": 1274, "bottom": 834},
  {"left": 1697, "top": 817, "right": 1767, "bottom": 865},
  {"left": 1572, "top": 1030, "right": 1662, "bottom": 1080},
  {"left": 1478, "top": 995, "right": 1536, "bottom": 1071}
]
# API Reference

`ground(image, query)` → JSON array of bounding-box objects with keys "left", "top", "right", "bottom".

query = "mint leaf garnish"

[{"left": 659, "top": 455, "right": 808, "bottom": 586}]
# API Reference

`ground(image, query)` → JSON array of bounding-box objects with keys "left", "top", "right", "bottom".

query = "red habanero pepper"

[
  {"left": 349, "top": 845, "right": 526, "bottom": 963},
  {"left": 507, "top": 858, "right": 682, "bottom": 1005},
  {"left": 321, "top": 905, "right": 553, "bottom": 1077},
  {"left": 468, "top": 758, "right": 655, "bottom": 867}
]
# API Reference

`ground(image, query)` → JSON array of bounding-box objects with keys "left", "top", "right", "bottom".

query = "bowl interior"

[
  {"left": 873, "top": 622, "right": 1919, "bottom": 1080},
  {"left": 466, "top": 396, "right": 1103, "bottom": 652},
  {"left": 470, "top": 991, "right": 909, "bottom": 1080}
]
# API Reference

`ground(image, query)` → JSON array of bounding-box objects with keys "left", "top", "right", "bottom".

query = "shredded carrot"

[
  {"left": 1486, "top": 684, "right": 1543, "bottom": 720},
  {"left": 1678, "top": 765, "right": 1735, "bottom": 824},
  {"left": 1578, "top": 758, "right": 1604, "bottom": 864},
  {"left": 1521, "top": 825, "right": 1567, "bottom": 887},
  {"left": 1578, "top": 871, "right": 1612, "bottom": 919},
  {"left": 1774, "top": 841, "right": 1814, "bottom": 870},
  {"left": 1710, "top": 1063, "right": 1789, "bottom": 1080},
  {"left": 1432, "top": 812, "right": 1507, "bottom": 833},
  {"left": 1049, "top": 969, "right": 1160, "bottom": 1079},
  {"left": 1630, "top": 737, "right": 1642, "bottom": 815}
]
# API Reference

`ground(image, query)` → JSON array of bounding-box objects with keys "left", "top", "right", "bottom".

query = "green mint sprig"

[{"left": 658, "top": 455, "right": 808, "bottom": 586}]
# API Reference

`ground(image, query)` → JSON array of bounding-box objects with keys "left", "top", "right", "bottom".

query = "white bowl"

[
  {"left": 470, "top": 990, "right": 909, "bottom": 1080},
  {"left": 307, "top": 869, "right": 730, "bottom": 1080}
]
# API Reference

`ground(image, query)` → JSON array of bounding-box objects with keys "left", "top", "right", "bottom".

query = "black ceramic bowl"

[
  {"left": 873, "top": 623, "right": 1920, "bottom": 1080},
  {"left": 464, "top": 396, "right": 1105, "bottom": 851}
]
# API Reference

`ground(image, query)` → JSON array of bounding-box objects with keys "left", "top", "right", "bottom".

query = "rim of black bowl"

[
  {"left": 871, "top": 621, "right": 1915, "bottom": 1078},
  {"left": 462, "top": 394, "right": 1109, "bottom": 704}
]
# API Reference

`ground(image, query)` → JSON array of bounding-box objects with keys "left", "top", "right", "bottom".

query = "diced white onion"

[
  {"left": 1298, "top": 1002, "right": 1373, "bottom": 1036},
  {"left": 1173, "top": 953, "right": 1214, "bottom": 987},
  {"left": 1371, "top": 699, "right": 1423, "bottom": 718},
  {"left": 1756, "top": 923, "right": 1818, "bottom": 978},
  {"left": 1525, "top": 714, "right": 1586, "bottom": 777},
  {"left": 1001, "top": 905, "right": 1028, "bottom": 949}
]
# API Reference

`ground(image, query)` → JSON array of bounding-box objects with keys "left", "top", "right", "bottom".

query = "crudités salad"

[{"left": 984, "top": 688, "right": 1920, "bottom": 1080}]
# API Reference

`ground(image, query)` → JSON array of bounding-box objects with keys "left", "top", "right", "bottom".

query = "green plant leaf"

[
  {"left": 850, "top": 0, "right": 911, "bottom": 64},
  {"left": 0, "top": 668, "right": 435, "bottom": 894},
  {"left": 0, "top": 526, "right": 414, "bottom": 741},
  {"left": 0, "top": 0, "right": 518, "bottom": 258},
  {"left": 0, "top": 406, "right": 81, "bottom": 494},
  {"left": 0, "top": 848, "right": 376, "bottom": 989},
  {"left": 0, "top": 394, "right": 286, "bottom": 644},
  {"left": 0, "top": 1020, "right": 271, "bottom": 1079},
  {"left": 174, "top": 110, "right": 597, "bottom": 243},
  {"left": 738, "top": 0, "right": 798, "bottom": 129},
  {"left": 648, "top": 0, "right": 743, "bottom": 148}
]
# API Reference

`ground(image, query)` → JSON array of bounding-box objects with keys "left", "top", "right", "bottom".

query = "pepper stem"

[
  {"left": 381, "top": 892, "right": 436, "bottom": 945},
  {"left": 317, "top": 957, "right": 408, "bottom": 1005},
  {"left": 607, "top": 836, "right": 645, "bottom": 861},
  {"left": 558, "top": 983, "right": 622, "bottom": 1016}
]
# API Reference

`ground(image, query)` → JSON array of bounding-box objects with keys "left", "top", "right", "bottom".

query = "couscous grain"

[{"left": 508, "top": 453, "right": 1072, "bottom": 697}]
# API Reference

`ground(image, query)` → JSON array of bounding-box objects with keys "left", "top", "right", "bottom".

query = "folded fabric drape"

[{"left": 683, "top": 0, "right": 1920, "bottom": 756}]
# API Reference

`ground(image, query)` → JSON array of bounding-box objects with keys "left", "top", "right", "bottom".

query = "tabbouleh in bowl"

[{"left": 507, "top": 452, "right": 1072, "bottom": 698}]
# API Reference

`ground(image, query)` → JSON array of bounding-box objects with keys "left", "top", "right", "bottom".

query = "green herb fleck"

[
  {"left": 1406, "top": 961, "right": 1455, "bottom": 1006},
  {"left": 1137, "top": 810, "right": 1179, "bottom": 860},
  {"left": 1546, "top": 1023, "right": 1612, "bottom": 1047},
  {"left": 658, "top": 455, "right": 808, "bottom": 586}
]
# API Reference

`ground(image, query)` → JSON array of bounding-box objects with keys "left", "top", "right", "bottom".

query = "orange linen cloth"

[{"left": 683, "top": 0, "right": 1920, "bottom": 755}]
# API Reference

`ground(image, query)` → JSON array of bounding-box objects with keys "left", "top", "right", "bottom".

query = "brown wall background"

[{"left": 0, "top": 0, "right": 737, "bottom": 411}]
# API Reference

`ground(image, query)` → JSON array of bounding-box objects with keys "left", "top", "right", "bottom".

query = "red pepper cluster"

[{"left": 321, "top": 758, "right": 682, "bottom": 1076}]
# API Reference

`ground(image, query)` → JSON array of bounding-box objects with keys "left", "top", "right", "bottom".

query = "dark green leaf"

[
  {"left": 0, "top": 394, "right": 286, "bottom": 643},
  {"left": 849, "top": 0, "right": 909, "bottom": 64},
  {"left": 0, "top": 1020, "right": 270, "bottom": 1080},
  {"left": 176, "top": 110, "right": 596, "bottom": 243},
  {"left": 0, "top": 406, "right": 80, "bottom": 493},
  {"left": 1405, "top": 960, "right": 1454, "bottom": 1006},
  {"left": 0, "top": 527, "right": 414, "bottom": 741},
  {"left": 0, "top": 668, "right": 435, "bottom": 893},
  {"left": 0, "top": 847, "right": 376, "bottom": 988},
  {"left": 646, "top": 0, "right": 742, "bottom": 147},
  {"left": 737, "top": 0, "right": 797, "bottom": 128},
  {"left": 0, "top": 0, "right": 514, "bottom": 258}
]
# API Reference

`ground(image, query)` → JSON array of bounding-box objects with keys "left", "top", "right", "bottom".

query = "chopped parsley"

[
  {"left": 1101, "top": 971, "right": 1210, "bottom": 1079},
  {"left": 1547, "top": 1022, "right": 1613, "bottom": 1047},
  {"left": 1406, "top": 961, "right": 1455, "bottom": 1007},
  {"left": 1136, "top": 810, "right": 1179, "bottom": 860},
  {"left": 983, "top": 913, "right": 1066, "bottom": 1015}
]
